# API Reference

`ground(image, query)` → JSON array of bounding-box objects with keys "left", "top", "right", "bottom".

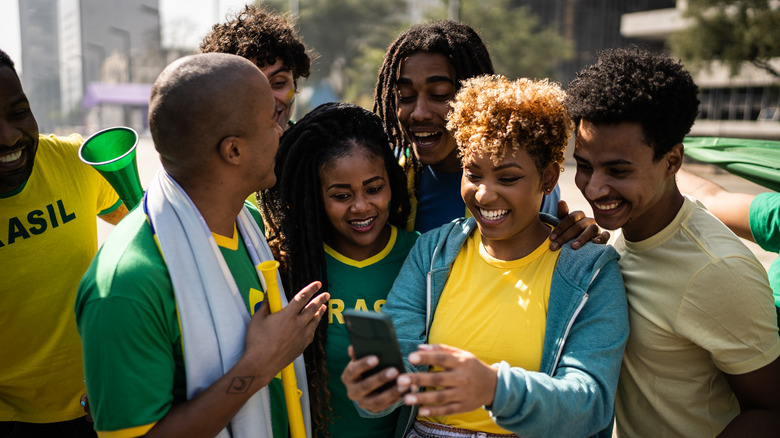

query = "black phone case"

[{"left": 344, "top": 310, "right": 406, "bottom": 393}]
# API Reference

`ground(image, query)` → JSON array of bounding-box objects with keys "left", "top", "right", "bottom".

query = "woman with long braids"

[{"left": 258, "top": 102, "right": 418, "bottom": 438}]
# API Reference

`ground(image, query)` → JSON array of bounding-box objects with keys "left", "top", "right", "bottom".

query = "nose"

[
  {"left": 582, "top": 171, "right": 610, "bottom": 201},
  {"left": 475, "top": 183, "right": 497, "bottom": 204},
  {"left": 410, "top": 96, "right": 434, "bottom": 123},
  {"left": 350, "top": 192, "right": 370, "bottom": 214}
]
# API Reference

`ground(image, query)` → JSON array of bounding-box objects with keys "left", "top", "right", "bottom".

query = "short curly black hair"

[
  {"left": 0, "top": 48, "right": 17, "bottom": 75},
  {"left": 200, "top": 4, "right": 311, "bottom": 85},
  {"left": 564, "top": 46, "right": 699, "bottom": 161}
]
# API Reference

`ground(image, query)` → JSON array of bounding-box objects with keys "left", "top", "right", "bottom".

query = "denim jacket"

[{"left": 372, "top": 217, "right": 628, "bottom": 438}]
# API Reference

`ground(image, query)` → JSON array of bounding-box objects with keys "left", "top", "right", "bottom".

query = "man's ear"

[
  {"left": 541, "top": 162, "right": 561, "bottom": 195},
  {"left": 217, "top": 135, "right": 242, "bottom": 165},
  {"left": 666, "top": 143, "right": 684, "bottom": 176}
]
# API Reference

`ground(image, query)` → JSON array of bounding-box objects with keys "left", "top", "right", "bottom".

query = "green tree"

[
  {"left": 258, "top": 0, "right": 571, "bottom": 103},
  {"left": 455, "top": 0, "right": 573, "bottom": 81},
  {"left": 668, "top": 0, "right": 780, "bottom": 78},
  {"left": 260, "top": 0, "right": 408, "bottom": 105}
]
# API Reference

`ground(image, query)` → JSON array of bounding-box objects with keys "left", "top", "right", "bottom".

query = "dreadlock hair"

[
  {"left": 0, "top": 48, "right": 17, "bottom": 75},
  {"left": 258, "top": 102, "right": 410, "bottom": 437},
  {"left": 564, "top": 46, "right": 700, "bottom": 161},
  {"left": 200, "top": 4, "right": 311, "bottom": 86},
  {"left": 374, "top": 20, "right": 494, "bottom": 191}
]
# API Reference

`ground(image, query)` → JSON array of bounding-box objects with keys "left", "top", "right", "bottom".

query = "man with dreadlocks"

[
  {"left": 374, "top": 20, "right": 600, "bottom": 248},
  {"left": 201, "top": 4, "right": 312, "bottom": 130}
]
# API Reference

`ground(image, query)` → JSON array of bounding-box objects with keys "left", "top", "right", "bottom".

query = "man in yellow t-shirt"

[
  {"left": 0, "top": 49, "right": 126, "bottom": 437},
  {"left": 567, "top": 47, "right": 780, "bottom": 436}
]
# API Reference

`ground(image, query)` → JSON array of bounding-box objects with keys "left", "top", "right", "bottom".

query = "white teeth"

[
  {"left": 594, "top": 201, "right": 620, "bottom": 211},
  {"left": 414, "top": 132, "right": 437, "bottom": 138},
  {"left": 0, "top": 150, "right": 22, "bottom": 163},
  {"left": 479, "top": 208, "right": 509, "bottom": 220},
  {"left": 350, "top": 218, "right": 374, "bottom": 227}
]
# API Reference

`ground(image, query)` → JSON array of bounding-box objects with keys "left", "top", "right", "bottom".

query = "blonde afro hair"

[{"left": 448, "top": 75, "right": 572, "bottom": 173}]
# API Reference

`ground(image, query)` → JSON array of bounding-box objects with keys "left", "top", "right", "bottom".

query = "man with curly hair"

[
  {"left": 566, "top": 46, "right": 780, "bottom": 437},
  {"left": 201, "top": 4, "right": 311, "bottom": 129}
]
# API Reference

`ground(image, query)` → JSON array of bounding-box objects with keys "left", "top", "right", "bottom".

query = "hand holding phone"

[{"left": 344, "top": 310, "right": 406, "bottom": 393}]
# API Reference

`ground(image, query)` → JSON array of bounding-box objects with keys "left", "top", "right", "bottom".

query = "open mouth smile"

[
  {"left": 592, "top": 200, "right": 622, "bottom": 212},
  {"left": 348, "top": 217, "right": 376, "bottom": 231},
  {"left": 0, "top": 147, "right": 26, "bottom": 170},
  {"left": 410, "top": 131, "right": 443, "bottom": 148},
  {"left": 478, "top": 208, "right": 509, "bottom": 222}
]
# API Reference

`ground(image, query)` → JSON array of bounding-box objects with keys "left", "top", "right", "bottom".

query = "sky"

[{"left": 0, "top": 0, "right": 253, "bottom": 73}]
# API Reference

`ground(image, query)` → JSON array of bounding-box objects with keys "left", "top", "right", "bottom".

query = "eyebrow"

[
  {"left": 573, "top": 153, "right": 632, "bottom": 166},
  {"left": 326, "top": 176, "right": 385, "bottom": 191},
  {"left": 396, "top": 76, "right": 455, "bottom": 86},
  {"left": 265, "top": 65, "right": 292, "bottom": 77},
  {"left": 466, "top": 162, "right": 523, "bottom": 171}
]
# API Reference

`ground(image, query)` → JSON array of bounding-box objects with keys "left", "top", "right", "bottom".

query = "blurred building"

[
  {"left": 18, "top": 0, "right": 162, "bottom": 134},
  {"left": 18, "top": 0, "right": 62, "bottom": 133},
  {"left": 512, "top": 0, "right": 779, "bottom": 140},
  {"left": 621, "top": 2, "right": 780, "bottom": 139},
  {"left": 508, "top": 0, "right": 674, "bottom": 83}
]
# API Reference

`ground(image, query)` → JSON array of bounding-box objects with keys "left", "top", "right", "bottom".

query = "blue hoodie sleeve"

[{"left": 489, "top": 250, "right": 629, "bottom": 438}]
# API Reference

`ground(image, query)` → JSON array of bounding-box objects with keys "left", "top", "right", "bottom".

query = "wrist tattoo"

[{"left": 227, "top": 376, "right": 255, "bottom": 394}]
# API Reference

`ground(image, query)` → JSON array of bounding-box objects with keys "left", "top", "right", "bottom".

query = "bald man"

[{"left": 75, "top": 53, "right": 329, "bottom": 438}]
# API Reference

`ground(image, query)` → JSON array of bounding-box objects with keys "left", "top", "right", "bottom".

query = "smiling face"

[
  {"left": 320, "top": 145, "right": 393, "bottom": 261},
  {"left": 462, "top": 148, "right": 559, "bottom": 260},
  {"left": 395, "top": 52, "right": 461, "bottom": 173},
  {"left": 0, "top": 67, "right": 39, "bottom": 194},
  {"left": 252, "top": 58, "right": 296, "bottom": 129},
  {"left": 573, "top": 120, "right": 683, "bottom": 241}
]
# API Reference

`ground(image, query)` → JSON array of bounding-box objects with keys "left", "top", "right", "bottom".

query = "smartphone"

[{"left": 344, "top": 310, "right": 407, "bottom": 393}]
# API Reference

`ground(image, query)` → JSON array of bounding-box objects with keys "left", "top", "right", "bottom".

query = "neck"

[
  {"left": 623, "top": 187, "right": 685, "bottom": 242},
  {"left": 481, "top": 220, "right": 551, "bottom": 261},
  {"left": 429, "top": 150, "right": 462, "bottom": 173},
  {"left": 178, "top": 179, "right": 245, "bottom": 237},
  {"left": 325, "top": 225, "right": 392, "bottom": 262}
]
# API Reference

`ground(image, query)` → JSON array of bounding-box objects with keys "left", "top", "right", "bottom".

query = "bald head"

[{"left": 149, "top": 53, "right": 273, "bottom": 173}]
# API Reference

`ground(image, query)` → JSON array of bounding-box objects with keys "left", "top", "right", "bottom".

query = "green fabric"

[
  {"left": 749, "top": 192, "right": 780, "bottom": 310},
  {"left": 321, "top": 226, "right": 419, "bottom": 438},
  {"left": 76, "top": 205, "right": 287, "bottom": 436},
  {"left": 683, "top": 137, "right": 780, "bottom": 192}
]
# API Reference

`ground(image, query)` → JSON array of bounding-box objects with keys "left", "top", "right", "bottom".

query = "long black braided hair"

[{"left": 258, "top": 102, "right": 410, "bottom": 436}]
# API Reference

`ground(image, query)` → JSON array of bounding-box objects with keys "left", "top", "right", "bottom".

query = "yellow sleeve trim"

[{"left": 97, "top": 422, "right": 156, "bottom": 438}]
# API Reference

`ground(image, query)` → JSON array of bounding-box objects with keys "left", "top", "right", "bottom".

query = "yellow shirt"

[
  {"left": 0, "top": 134, "right": 120, "bottom": 422},
  {"left": 421, "top": 227, "right": 560, "bottom": 433},
  {"left": 615, "top": 196, "right": 780, "bottom": 437}
]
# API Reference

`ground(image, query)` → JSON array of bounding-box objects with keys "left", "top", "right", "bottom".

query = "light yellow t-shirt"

[
  {"left": 615, "top": 196, "right": 780, "bottom": 437},
  {"left": 0, "top": 134, "right": 120, "bottom": 422},
  {"left": 421, "top": 227, "right": 560, "bottom": 434}
]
